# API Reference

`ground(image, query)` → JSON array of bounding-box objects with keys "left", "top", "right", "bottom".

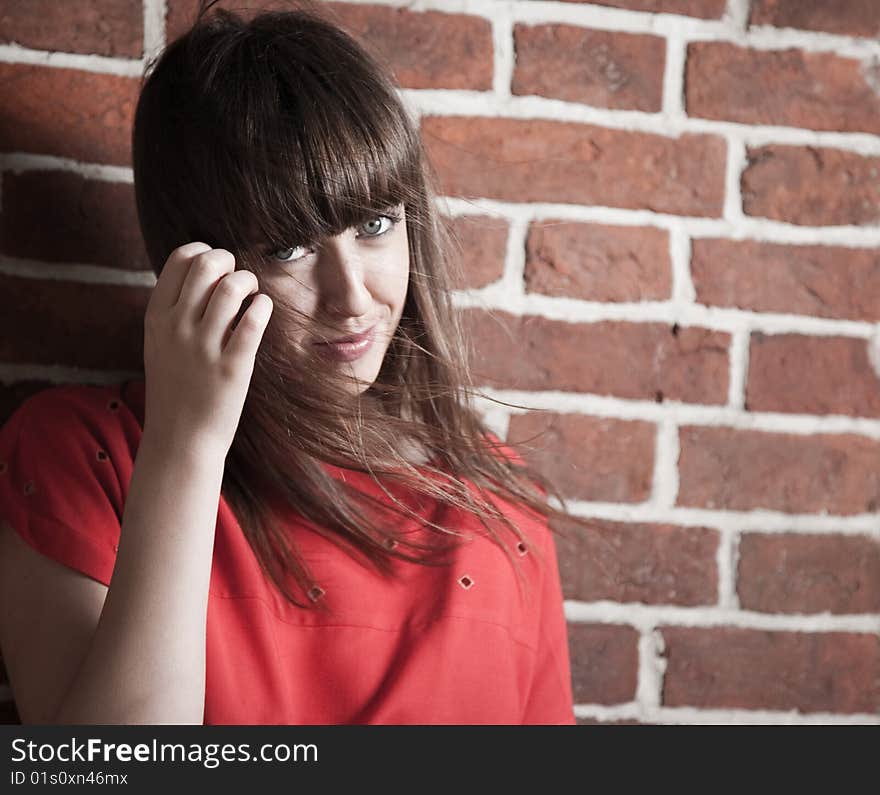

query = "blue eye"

[
  {"left": 271, "top": 244, "right": 313, "bottom": 264},
  {"left": 268, "top": 211, "right": 402, "bottom": 264},
  {"left": 357, "top": 213, "right": 401, "bottom": 239}
]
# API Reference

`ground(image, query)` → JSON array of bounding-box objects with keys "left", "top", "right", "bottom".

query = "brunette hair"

[{"left": 132, "top": 0, "right": 590, "bottom": 612}]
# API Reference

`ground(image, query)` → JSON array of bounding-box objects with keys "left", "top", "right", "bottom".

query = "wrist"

[{"left": 139, "top": 424, "right": 229, "bottom": 467}]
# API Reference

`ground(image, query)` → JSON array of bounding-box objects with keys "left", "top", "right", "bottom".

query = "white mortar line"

[
  {"left": 727, "top": 327, "right": 749, "bottom": 410},
  {"left": 143, "top": 0, "right": 167, "bottom": 64},
  {"left": 0, "top": 1, "right": 877, "bottom": 69},
  {"left": 650, "top": 418, "right": 679, "bottom": 510},
  {"left": 723, "top": 136, "right": 748, "bottom": 223},
  {"left": 408, "top": 90, "right": 880, "bottom": 153},
  {"left": 481, "top": 288, "right": 880, "bottom": 336},
  {"left": 0, "top": 153, "right": 133, "bottom": 182},
  {"left": 558, "top": 502, "right": 880, "bottom": 535},
  {"left": 501, "top": 215, "right": 529, "bottom": 295},
  {"left": 563, "top": 601, "right": 880, "bottom": 633},
  {"left": 668, "top": 222, "right": 694, "bottom": 306},
  {"left": 661, "top": 29, "right": 686, "bottom": 118},
  {"left": 0, "top": 258, "right": 155, "bottom": 285},
  {"left": 454, "top": 291, "right": 880, "bottom": 339},
  {"left": 0, "top": 44, "right": 144, "bottom": 75},
  {"left": 722, "top": 529, "right": 742, "bottom": 610},
  {"left": 490, "top": 1, "right": 514, "bottom": 99},
  {"left": 472, "top": 386, "right": 880, "bottom": 436},
  {"left": 473, "top": 400, "right": 512, "bottom": 443},
  {"left": 724, "top": 0, "right": 751, "bottom": 32},
  {"left": 573, "top": 703, "right": 880, "bottom": 724},
  {"left": 439, "top": 197, "right": 880, "bottom": 246},
  {"left": 636, "top": 629, "right": 666, "bottom": 710}
]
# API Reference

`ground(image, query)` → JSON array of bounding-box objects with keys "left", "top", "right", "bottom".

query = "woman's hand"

[{"left": 142, "top": 242, "right": 273, "bottom": 457}]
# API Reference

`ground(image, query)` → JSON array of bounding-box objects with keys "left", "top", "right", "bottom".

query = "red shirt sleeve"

[{"left": 0, "top": 386, "right": 125, "bottom": 587}]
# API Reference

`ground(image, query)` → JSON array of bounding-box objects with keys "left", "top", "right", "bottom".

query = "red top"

[{"left": 0, "top": 379, "right": 575, "bottom": 725}]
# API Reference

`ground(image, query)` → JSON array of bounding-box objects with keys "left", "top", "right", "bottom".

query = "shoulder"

[
  {"left": 1, "top": 381, "right": 137, "bottom": 449},
  {"left": 0, "top": 380, "right": 140, "bottom": 515}
]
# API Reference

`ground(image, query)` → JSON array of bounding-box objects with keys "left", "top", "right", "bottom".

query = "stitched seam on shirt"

[{"left": 211, "top": 591, "right": 539, "bottom": 653}]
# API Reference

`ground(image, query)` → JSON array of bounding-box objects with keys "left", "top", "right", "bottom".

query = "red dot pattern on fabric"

[{"left": 0, "top": 380, "right": 577, "bottom": 725}]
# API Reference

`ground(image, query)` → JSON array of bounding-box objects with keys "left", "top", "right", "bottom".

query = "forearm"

[{"left": 53, "top": 429, "right": 224, "bottom": 724}]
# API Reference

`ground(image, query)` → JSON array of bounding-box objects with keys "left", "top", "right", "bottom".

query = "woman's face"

[{"left": 261, "top": 202, "right": 410, "bottom": 394}]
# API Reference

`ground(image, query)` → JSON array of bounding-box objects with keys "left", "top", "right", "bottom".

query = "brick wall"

[{"left": 0, "top": 0, "right": 878, "bottom": 725}]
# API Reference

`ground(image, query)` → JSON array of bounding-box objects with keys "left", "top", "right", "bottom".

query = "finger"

[
  {"left": 201, "top": 270, "right": 260, "bottom": 350},
  {"left": 175, "top": 248, "right": 236, "bottom": 323},
  {"left": 149, "top": 242, "right": 213, "bottom": 311},
  {"left": 223, "top": 293, "right": 273, "bottom": 361}
]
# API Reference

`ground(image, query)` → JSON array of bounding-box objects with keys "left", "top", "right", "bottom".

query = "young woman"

[{"left": 0, "top": 1, "right": 584, "bottom": 725}]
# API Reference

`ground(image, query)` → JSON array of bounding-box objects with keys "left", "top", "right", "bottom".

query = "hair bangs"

[{"left": 199, "top": 15, "right": 419, "bottom": 257}]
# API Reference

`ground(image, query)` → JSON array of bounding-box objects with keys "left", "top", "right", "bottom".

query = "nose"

[{"left": 317, "top": 233, "right": 372, "bottom": 318}]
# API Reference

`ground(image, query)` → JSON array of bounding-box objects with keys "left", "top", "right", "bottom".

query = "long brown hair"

[{"left": 132, "top": 0, "right": 588, "bottom": 612}]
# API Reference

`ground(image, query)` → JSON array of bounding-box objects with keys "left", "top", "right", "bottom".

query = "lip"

[{"left": 313, "top": 324, "right": 377, "bottom": 362}]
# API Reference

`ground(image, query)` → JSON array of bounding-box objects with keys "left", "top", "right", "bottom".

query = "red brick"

[
  {"left": 166, "top": 0, "right": 198, "bottom": 40},
  {"left": 167, "top": 1, "right": 492, "bottom": 90},
  {"left": 738, "top": 533, "right": 880, "bottom": 614},
  {"left": 422, "top": 117, "right": 726, "bottom": 218},
  {"left": 662, "top": 626, "right": 880, "bottom": 713},
  {"left": 747, "top": 333, "right": 880, "bottom": 418},
  {"left": 555, "top": 0, "right": 725, "bottom": 18},
  {"left": 0, "top": 0, "right": 142, "bottom": 57},
  {"left": 0, "top": 274, "right": 148, "bottom": 370},
  {"left": 525, "top": 221, "right": 671, "bottom": 301},
  {"left": 513, "top": 24, "right": 664, "bottom": 111},
  {"left": 464, "top": 311, "right": 729, "bottom": 404},
  {"left": 554, "top": 515, "right": 719, "bottom": 605},
  {"left": 750, "top": 0, "right": 880, "bottom": 39},
  {"left": 568, "top": 623, "right": 639, "bottom": 704},
  {"left": 327, "top": 3, "right": 492, "bottom": 90},
  {"left": 1, "top": 171, "right": 147, "bottom": 270},
  {"left": 508, "top": 412, "right": 655, "bottom": 503},
  {"left": 677, "top": 426, "right": 880, "bottom": 515},
  {"left": 742, "top": 145, "right": 880, "bottom": 226},
  {"left": 0, "top": 64, "right": 137, "bottom": 166},
  {"left": 691, "top": 238, "right": 880, "bottom": 323},
  {"left": 686, "top": 42, "right": 880, "bottom": 135},
  {"left": 167, "top": 0, "right": 288, "bottom": 39},
  {"left": 444, "top": 214, "right": 508, "bottom": 290}
]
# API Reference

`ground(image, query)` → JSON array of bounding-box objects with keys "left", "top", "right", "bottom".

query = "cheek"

[
  {"left": 262, "top": 276, "right": 318, "bottom": 333},
  {"left": 391, "top": 233, "right": 410, "bottom": 302}
]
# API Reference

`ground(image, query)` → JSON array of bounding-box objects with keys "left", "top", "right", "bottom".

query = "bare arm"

[
  {"left": 52, "top": 429, "right": 224, "bottom": 725},
  {"left": 51, "top": 243, "right": 271, "bottom": 724}
]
